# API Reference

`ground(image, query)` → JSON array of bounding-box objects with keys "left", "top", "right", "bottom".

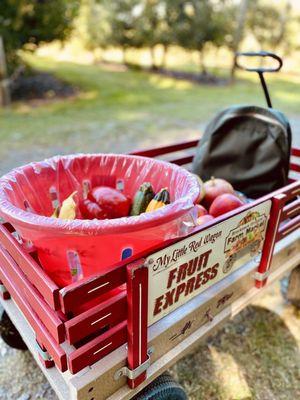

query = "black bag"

[{"left": 192, "top": 52, "right": 292, "bottom": 199}]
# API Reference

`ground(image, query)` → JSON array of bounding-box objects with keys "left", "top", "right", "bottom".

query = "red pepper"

[
  {"left": 79, "top": 198, "right": 108, "bottom": 220},
  {"left": 89, "top": 186, "right": 131, "bottom": 219}
]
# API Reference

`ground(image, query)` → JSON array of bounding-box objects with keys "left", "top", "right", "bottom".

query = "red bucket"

[{"left": 0, "top": 154, "right": 200, "bottom": 287}]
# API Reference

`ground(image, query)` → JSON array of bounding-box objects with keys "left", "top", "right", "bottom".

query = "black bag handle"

[{"left": 235, "top": 51, "right": 283, "bottom": 108}]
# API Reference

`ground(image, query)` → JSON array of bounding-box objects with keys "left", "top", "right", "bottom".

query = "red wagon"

[{"left": 0, "top": 139, "right": 299, "bottom": 400}]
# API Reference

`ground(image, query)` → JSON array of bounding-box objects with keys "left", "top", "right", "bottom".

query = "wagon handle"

[{"left": 235, "top": 51, "right": 283, "bottom": 108}]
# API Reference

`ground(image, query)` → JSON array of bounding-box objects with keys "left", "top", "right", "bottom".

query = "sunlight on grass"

[
  {"left": 149, "top": 74, "right": 193, "bottom": 90},
  {"left": 209, "top": 346, "right": 252, "bottom": 400}
]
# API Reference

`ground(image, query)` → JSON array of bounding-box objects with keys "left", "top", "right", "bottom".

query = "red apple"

[
  {"left": 209, "top": 193, "right": 244, "bottom": 217},
  {"left": 202, "top": 177, "right": 234, "bottom": 208},
  {"left": 197, "top": 214, "right": 214, "bottom": 226},
  {"left": 195, "top": 204, "right": 208, "bottom": 217}
]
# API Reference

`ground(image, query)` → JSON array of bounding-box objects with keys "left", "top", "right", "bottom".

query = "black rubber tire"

[
  {"left": 133, "top": 372, "right": 187, "bottom": 400},
  {"left": 0, "top": 310, "right": 28, "bottom": 350}
]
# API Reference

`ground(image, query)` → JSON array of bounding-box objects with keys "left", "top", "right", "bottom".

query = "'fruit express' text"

[{"left": 153, "top": 249, "right": 219, "bottom": 317}]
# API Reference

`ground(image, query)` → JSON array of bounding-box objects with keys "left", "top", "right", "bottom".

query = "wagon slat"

[
  {"left": 65, "top": 291, "right": 127, "bottom": 345},
  {"left": 60, "top": 264, "right": 126, "bottom": 314},
  {"left": 0, "top": 263, "right": 67, "bottom": 371},
  {"left": 131, "top": 140, "right": 199, "bottom": 158},
  {"left": 68, "top": 320, "right": 127, "bottom": 374},
  {"left": 0, "top": 225, "right": 60, "bottom": 310},
  {"left": 282, "top": 198, "right": 300, "bottom": 221},
  {"left": 0, "top": 245, "right": 65, "bottom": 343}
]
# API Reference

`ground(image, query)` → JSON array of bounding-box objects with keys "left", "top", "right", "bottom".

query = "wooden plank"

[
  {"left": 0, "top": 263, "right": 67, "bottom": 371},
  {"left": 290, "top": 162, "right": 300, "bottom": 173},
  {"left": 60, "top": 264, "right": 126, "bottom": 314},
  {"left": 126, "top": 260, "right": 148, "bottom": 389},
  {"left": 291, "top": 147, "right": 300, "bottom": 157},
  {"left": 68, "top": 321, "right": 127, "bottom": 374},
  {"left": 65, "top": 291, "right": 127, "bottom": 345},
  {"left": 0, "top": 245, "right": 65, "bottom": 343},
  {"left": 255, "top": 194, "right": 286, "bottom": 288},
  {"left": 277, "top": 215, "right": 300, "bottom": 241},
  {"left": 169, "top": 155, "right": 193, "bottom": 166},
  {"left": 130, "top": 140, "right": 199, "bottom": 158},
  {"left": 282, "top": 198, "right": 300, "bottom": 221},
  {"left": 0, "top": 225, "right": 60, "bottom": 310}
]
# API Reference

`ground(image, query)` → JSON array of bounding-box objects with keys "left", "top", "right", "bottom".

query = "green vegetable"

[{"left": 130, "top": 182, "right": 155, "bottom": 216}]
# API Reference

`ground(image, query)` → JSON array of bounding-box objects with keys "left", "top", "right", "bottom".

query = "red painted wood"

[
  {"left": 0, "top": 279, "right": 10, "bottom": 300},
  {"left": 36, "top": 339, "right": 55, "bottom": 369},
  {"left": 277, "top": 214, "right": 300, "bottom": 241},
  {"left": 59, "top": 264, "right": 126, "bottom": 314},
  {"left": 268, "top": 180, "right": 300, "bottom": 203},
  {"left": 69, "top": 321, "right": 127, "bottom": 374},
  {"left": 65, "top": 291, "right": 127, "bottom": 344},
  {"left": 282, "top": 198, "right": 300, "bottom": 221},
  {"left": 291, "top": 147, "right": 300, "bottom": 157},
  {"left": 0, "top": 246, "right": 65, "bottom": 343},
  {"left": 290, "top": 162, "right": 300, "bottom": 173},
  {"left": 126, "top": 260, "right": 149, "bottom": 389},
  {"left": 169, "top": 155, "right": 193, "bottom": 166},
  {"left": 0, "top": 263, "right": 67, "bottom": 371},
  {"left": 0, "top": 225, "right": 60, "bottom": 310},
  {"left": 256, "top": 194, "right": 287, "bottom": 288},
  {"left": 131, "top": 139, "right": 199, "bottom": 158}
]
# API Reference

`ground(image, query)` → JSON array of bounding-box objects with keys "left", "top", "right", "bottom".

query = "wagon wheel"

[
  {"left": 0, "top": 310, "right": 28, "bottom": 350},
  {"left": 280, "top": 265, "right": 300, "bottom": 309},
  {"left": 133, "top": 372, "right": 187, "bottom": 400}
]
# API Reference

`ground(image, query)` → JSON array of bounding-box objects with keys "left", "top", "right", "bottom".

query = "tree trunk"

[
  {"left": 121, "top": 47, "right": 127, "bottom": 64},
  {"left": 161, "top": 44, "right": 168, "bottom": 69},
  {"left": 0, "top": 36, "right": 10, "bottom": 107},
  {"left": 150, "top": 46, "right": 157, "bottom": 70},
  {"left": 199, "top": 50, "right": 207, "bottom": 75},
  {"left": 230, "top": 0, "right": 250, "bottom": 82}
]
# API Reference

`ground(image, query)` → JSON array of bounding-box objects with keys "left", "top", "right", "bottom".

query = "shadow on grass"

[
  {"left": 171, "top": 305, "right": 300, "bottom": 400},
  {"left": 22, "top": 55, "right": 300, "bottom": 116}
]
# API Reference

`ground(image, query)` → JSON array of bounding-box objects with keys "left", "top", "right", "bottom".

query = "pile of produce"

[
  {"left": 51, "top": 183, "right": 171, "bottom": 221},
  {"left": 51, "top": 175, "right": 244, "bottom": 225},
  {"left": 195, "top": 177, "right": 245, "bottom": 226}
]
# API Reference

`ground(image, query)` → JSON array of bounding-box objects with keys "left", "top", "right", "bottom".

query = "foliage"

[
  {"left": 103, "top": 0, "right": 142, "bottom": 61},
  {"left": 0, "top": 0, "right": 79, "bottom": 72},
  {"left": 76, "top": 0, "right": 109, "bottom": 53},
  {"left": 171, "top": 0, "right": 234, "bottom": 73},
  {"left": 247, "top": 1, "right": 294, "bottom": 53}
]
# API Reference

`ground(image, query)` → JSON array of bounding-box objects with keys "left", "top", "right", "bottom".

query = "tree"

[
  {"left": 172, "top": 0, "right": 232, "bottom": 74},
  {"left": 247, "top": 1, "right": 293, "bottom": 53},
  {"left": 0, "top": 0, "right": 79, "bottom": 72},
  {"left": 76, "top": 0, "right": 110, "bottom": 62},
  {"left": 228, "top": 0, "right": 249, "bottom": 80},
  {"left": 104, "top": 0, "right": 142, "bottom": 64}
]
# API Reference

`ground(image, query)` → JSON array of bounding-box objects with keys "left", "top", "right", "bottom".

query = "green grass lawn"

[{"left": 1, "top": 53, "right": 300, "bottom": 174}]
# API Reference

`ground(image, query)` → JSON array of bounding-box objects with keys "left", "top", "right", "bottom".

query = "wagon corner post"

[
  {"left": 255, "top": 193, "right": 287, "bottom": 288},
  {"left": 126, "top": 258, "right": 149, "bottom": 389}
]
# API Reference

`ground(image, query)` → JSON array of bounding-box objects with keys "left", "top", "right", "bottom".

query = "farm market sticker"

[{"left": 147, "top": 200, "right": 271, "bottom": 326}]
